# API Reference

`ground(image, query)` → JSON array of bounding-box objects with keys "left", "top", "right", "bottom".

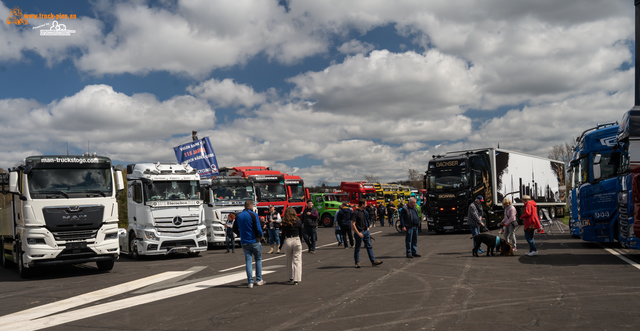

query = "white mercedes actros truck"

[
  {"left": 119, "top": 163, "right": 208, "bottom": 259},
  {"left": 0, "top": 155, "right": 124, "bottom": 278},
  {"left": 200, "top": 176, "right": 256, "bottom": 246}
]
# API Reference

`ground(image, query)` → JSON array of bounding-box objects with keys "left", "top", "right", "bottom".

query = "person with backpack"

[
  {"left": 336, "top": 202, "right": 354, "bottom": 248},
  {"left": 236, "top": 200, "right": 265, "bottom": 288}
]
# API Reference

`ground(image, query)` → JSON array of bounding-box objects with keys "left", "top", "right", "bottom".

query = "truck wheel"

[
  {"left": 17, "top": 245, "right": 32, "bottom": 279},
  {"left": 550, "top": 207, "right": 556, "bottom": 219},
  {"left": 321, "top": 213, "right": 333, "bottom": 227},
  {"left": 129, "top": 235, "right": 140, "bottom": 260},
  {"left": 97, "top": 258, "right": 115, "bottom": 271}
]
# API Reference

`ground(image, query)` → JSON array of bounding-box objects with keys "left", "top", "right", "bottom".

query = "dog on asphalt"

[{"left": 471, "top": 233, "right": 514, "bottom": 257}]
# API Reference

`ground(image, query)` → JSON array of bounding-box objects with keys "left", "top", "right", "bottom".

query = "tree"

[
  {"left": 317, "top": 178, "right": 329, "bottom": 187},
  {"left": 408, "top": 169, "right": 424, "bottom": 189},
  {"left": 547, "top": 141, "right": 574, "bottom": 164},
  {"left": 364, "top": 174, "right": 379, "bottom": 183}
]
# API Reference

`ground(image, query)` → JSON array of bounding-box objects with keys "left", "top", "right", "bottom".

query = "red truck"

[{"left": 340, "top": 182, "right": 377, "bottom": 207}]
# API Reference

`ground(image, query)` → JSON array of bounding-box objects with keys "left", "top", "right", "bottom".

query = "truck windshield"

[
  {"left": 212, "top": 185, "right": 255, "bottom": 201},
  {"left": 145, "top": 180, "right": 200, "bottom": 201},
  {"left": 363, "top": 192, "right": 376, "bottom": 201},
  {"left": 255, "top": 182, "right": 286, "bottom": 202},
  {"left": 28, "top": 168, "right": 112, "bottom": 198},
  {"left": 288, "top": 184, "right": 306, "bottom": 202},
  {"left": 428, "top": 167, "right": 468, "bottom": 190},
  {"left": 384, "top": 194, "right": 395, "bottom": 202}
]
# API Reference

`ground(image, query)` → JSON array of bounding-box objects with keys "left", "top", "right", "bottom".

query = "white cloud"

[
  {"left": 337, "top": 39, "right": 375, "bottom": 55},
  {"left": 187, "top": 78, "right": 267, "bottom": 108}
]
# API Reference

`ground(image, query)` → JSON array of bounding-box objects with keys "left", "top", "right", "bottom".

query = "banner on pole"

[{"left": 174, "top": 137, "right": 219, "bottom": 178}]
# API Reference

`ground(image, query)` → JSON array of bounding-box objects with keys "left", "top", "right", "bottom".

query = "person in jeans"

[
  {"left": 266, "top": 205, "right": 282, "bottom": 254},
  {"left": 301, "top": 200, "right": 319, "bottom": 253},
  {"left": 386, "top": 201, "right": 396, "bottom": 226},
  {"left": 520, "top": 195, "right": 542, "bottom": 256},
  {"left": 336, "top": 202, "right": 354, "bottom": 248},
  {"left": 400, "top": 197, "right": 421, "bottom": 258},
  {"left": 499, "top": 198, "right": 517, "bottom": 252},
  {"left": 377, "top": 202, "right": 386, "bottom": 227},
  {"left": 225, "top": 213, "right": 236, "bottom": 253},
  {"left": 280, "top": 207, "right": 303, "bottom": 285},
  {"left": 334, "top": 210, "right": 343, "bottom": 246},
  {"left": 237, "top": 200, "right": 265, "bottom": 288},
  {"left": 352, "top": 199, "right": 383, "bottom": 268},
  {"left": 467, "top": 195, "right": 486, "bottom": 254}
]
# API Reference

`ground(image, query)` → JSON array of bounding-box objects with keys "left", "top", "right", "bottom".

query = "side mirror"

[
  {"left": 115, "top": 171, "right": 124, "bottom": 192},
  {"left": 118, "top": 228, "right": 127, "bottom": 237},
  {"left": 305, "top": 188, "right": 310, "bottom": 201},
  {"left": 9, "top": 172, "right": 19, "bottom": 193},
  {"left": 287, "top": 186, "right": 292, "bottom": 199},
  {"left": 593, "top": 164, "right": 601, "bottom": 180}
]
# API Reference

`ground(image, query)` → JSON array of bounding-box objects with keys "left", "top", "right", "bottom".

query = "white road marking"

[
  {"left": 5, "top": 270, "right": 274, "bottom": 331},
  {"left": 133, "top": 266, "right": 207, "bottom": 294},
  {"left": 218, "top": 230, "right": 383, "bottom": 273},
  {"left": 603, "top": 247, "right": 640, "bottom": 271},
  {"left": 0, "top": 271, "right": 191, "bottom": 325}
]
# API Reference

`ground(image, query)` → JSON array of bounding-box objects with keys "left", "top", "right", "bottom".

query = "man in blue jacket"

[
  {"left": 237, "top": 200, "right": 265, "bottom": 288},
  {"left": 336, "top": 202, "right": 354, "bottom": 248},
  {"left": 400, "top": 197, "right": 421, "bottom": 258}
]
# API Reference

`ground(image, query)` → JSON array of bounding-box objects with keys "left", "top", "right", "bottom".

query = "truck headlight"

[
  {"left": 145, "top": 231, "right": 159, "bottom": 241},
  {"left": 27, "top": 238, "right": 46, "bottom": 245},
  {"left": 198, "top": 229, "right": 206, "bottom": 238},
  {"left": 105, "top": 232, "right": 118, "bottom": 240},
  {"left": 618, "top": 192, "right": 628, "bottom": 204}
]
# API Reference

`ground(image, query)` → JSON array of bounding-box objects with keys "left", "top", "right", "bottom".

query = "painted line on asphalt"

[
  {"left": 5, "top": 270, "right": 275, "bottom": 331},
  {"left": 603, "top": 247, "right": 640, "bottom": 271},
  {"left": 218, "top": 230, "right": 383, "bottom": 273},
  {"left": 0, "top": 271, "right": 192, "bottom": 325}
]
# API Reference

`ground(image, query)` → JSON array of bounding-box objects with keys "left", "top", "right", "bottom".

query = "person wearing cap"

[
  {"left": 467, "top": 195, "right": 486, "bottom": 254},
  {"left": 520, "top": 195, "right": 542, "bottom": 256},
  {"left": 266, "top": 205, "right": 282, "bottom": 254}
]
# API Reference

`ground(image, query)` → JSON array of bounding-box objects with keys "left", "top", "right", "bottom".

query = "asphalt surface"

[{"left": 1, "top": 222, "right": 640, "bottom": 331}]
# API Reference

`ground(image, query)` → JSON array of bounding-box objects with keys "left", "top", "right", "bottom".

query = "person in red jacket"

[{"left": 520, "top": 195, "right": 542, "bottom": 256}]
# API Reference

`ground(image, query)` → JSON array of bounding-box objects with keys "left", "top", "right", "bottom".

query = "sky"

[{"left": 0, "top": 0, "right": 636, "bottom": 186}]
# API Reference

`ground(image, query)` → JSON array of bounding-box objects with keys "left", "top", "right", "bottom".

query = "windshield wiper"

[
  {"left": 84, "top": 190, "right": 107, "bottom": 197},
  {"left": 40, "top": 190, "right": 70, "bottom": 199}
]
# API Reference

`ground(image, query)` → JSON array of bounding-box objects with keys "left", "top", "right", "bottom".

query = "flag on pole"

[{"left": 174, "top": 137, "right": 219, "bottom": 178}]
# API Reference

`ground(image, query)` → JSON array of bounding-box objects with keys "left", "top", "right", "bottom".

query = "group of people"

[{"left": 467, "top": 194, "right": 542, "bottom": 256}]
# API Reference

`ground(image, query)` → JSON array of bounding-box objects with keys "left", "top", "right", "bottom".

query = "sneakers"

[
  {"left": 412, "top": 254, "right": 421, "bottom": 257},
  {"left": 513, "top": 248, "right": 517, "bottom": 252},
  {"left": 255, "top": 280, "right": 266, "bottom": 286},
  {"left": 406, "top": 255, "right": 413, "bottom": 258},
  {"left": 248, "top": 283, "right": 254, "bottom": 289},
  {"left": 526, "top": 251, "right": 538, "bottom": 256},
  {"left": 310, "top": 251, "right": 316, "bottom": 254},
  {"left": 293, "top": 281, "right": 299, "bottom": 285},
  {"left": 355, "top": 262, "right": 361, "bottom": 268},
  {"left": 372, "top": 260, "right": 383, "bottom": 266}
]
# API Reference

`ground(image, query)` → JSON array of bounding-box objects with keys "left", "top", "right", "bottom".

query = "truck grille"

[
  {"left": 155, "top": 216, "right": 199, "bottom": 235},
  {"left": 619, "top": 213, "right": 629, "bottom": 238},
  {"left": 160, "top": 240, "right": 197, "bottom": 249},
  {"left": 53, "top": 229, "right": 98, "bottom": 241}
]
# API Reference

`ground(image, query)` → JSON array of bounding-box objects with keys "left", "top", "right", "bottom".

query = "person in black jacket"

[
  {"left": 376, "top": 202, "right": 386, "bottom": 227},
  {"left": 400, "top": 197, "right": 421, "bottom": 258},
  {"left": 336, "top": 202, "right": 354, "bottom": 248},
  {"left": 280, "top": 207, "right": 303, "bottom": 285},
  {"left": 301, "top": 200, "right": 319, "bottom": 253},
  {"left": 352, "top": 200, "right": 383, "bottom": 268}
]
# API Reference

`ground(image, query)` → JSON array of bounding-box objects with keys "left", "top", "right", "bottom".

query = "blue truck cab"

[{"left": 571, "top": 123, "right": 621, "bottom": 243}]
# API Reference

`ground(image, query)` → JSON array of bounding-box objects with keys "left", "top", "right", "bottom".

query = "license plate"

[
  {"left": 66, "top": 241, "right": 87, "bottom": 249},
  {"left": 169, "top": 247, "right": 189, "bottom": 254},
  {"left": 443, "top": 226, "right": 454, "bottom": 230}
]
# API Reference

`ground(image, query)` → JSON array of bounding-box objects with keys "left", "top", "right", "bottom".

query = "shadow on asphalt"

[
  {"left": 0, "top": 263, "right": 109, "bottom": 282},
  {"left": 517, "top": 253, "right": 628, "bottom": 266}
]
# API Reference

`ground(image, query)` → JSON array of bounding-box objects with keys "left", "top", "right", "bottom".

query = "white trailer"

[
  {"left": 119, "top": 163, "right": 207, "bottom": 258},
  {"left": 0, "top": 155, "right": 124, "bottom": 278}
]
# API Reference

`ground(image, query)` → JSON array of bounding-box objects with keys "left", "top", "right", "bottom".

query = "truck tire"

[
  {"left": 17, "top": 244, "right": 33, "bottom": 279},
  {"left": 97, "top": 258, "right": 115, "bottom": 271},
  {"left": 129, "top": 234, "right": 140, "bottom": 260},
  {"left": 321, "top": 213, "right": 333, "bottom": 227},
  {"left": 550, "top": 207, "right": 556, "bottom": 219}
]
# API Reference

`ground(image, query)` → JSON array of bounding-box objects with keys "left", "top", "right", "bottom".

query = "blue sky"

[{"left": 0, "top": 0, "right": 636, "bottom": 185}]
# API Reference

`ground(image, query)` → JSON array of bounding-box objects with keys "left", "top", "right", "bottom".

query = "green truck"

[{"left": 312, "top": 193, "right": 348, "bottom": 227}]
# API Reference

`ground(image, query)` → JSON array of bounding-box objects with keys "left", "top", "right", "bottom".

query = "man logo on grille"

[{"left": 173, "top": 216, "right": 183, "bottom": 226}]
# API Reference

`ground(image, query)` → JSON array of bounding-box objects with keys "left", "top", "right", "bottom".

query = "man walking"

[
  {"left": 467, "top": 195, "right": 486, "bottom": 254},
  {"left": 386, "top": 201, "right": 396, "bottom": 226},
  {"left": 301, "top": 200, "right": 319, "bottom": 253},
  {"left": 336, "top": 202, "right": 354, "bottom": 248},
  {"left": 400, "top": 197, "right": 421, "bottom": 258},
  {"left": 237, "top": 200, "right": 265, "bottom": 288},
  {"left": 352, "top": 200, "right": 383, "bottom": 268},
  {"left": 377, "top": 202, "right": 386, "bottom": 227}
]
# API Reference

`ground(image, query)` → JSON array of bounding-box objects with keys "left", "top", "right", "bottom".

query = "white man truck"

[
  {"left": 0, "top": 155, "right": 124, "bottom": 278},
  {"left": 119, "top": 163, "right": 208, "bottom": 259},
  {"left": 200, "top": 176, "right": 256, "bottom": 246}
]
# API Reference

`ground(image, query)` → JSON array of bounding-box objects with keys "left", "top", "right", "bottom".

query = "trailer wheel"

[
  {"left": 550, "top": 207, "right": 556, "bottom": 219},
  {"left": 97, "top": 258, "right": 115, "bottom": 271},
  {"left": 17, "top": 244, "right": 32, "bottom": 279},
  {"left": 321, "top": 213, "right": 333, "bottom": 227}
]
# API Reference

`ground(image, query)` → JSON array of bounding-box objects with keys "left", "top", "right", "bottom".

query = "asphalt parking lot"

[{"left": 1, "top": 223, "right": 640, "bottom": 331}]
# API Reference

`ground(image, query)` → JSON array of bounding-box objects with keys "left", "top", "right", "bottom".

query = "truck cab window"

[{"left": 133, "top": 183, "right": 142, "bottom": 203}]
